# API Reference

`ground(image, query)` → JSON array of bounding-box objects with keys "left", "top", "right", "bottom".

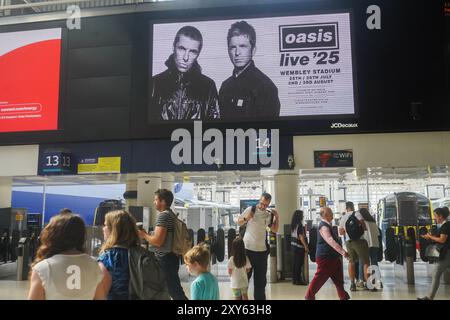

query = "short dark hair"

[
  {"left": 434, "top": 207, "right": 449, "bottom": 219},
  {"left": 155, "top": 189, "right": 174, "bottom": 207},
  {"left": 227, "top": 21, "right": 256, "bottom": 49},
  {"left": 173, "top": 26, "right": 203, "bottom": 52},
  {"left": 59, "top": 208, "right": 72, "bottom": 215},
  {"left": 261, "top": 192, "right": 272, "bottom": 202},
  {"left": 346, "top": 201, "right": 355, "bottom": 211}
]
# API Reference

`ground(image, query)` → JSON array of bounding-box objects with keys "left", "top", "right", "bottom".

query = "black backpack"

[
  {"left": 128, "top": 246, "right": 170, "bottom": 300},
  {"left": 345, "top": 212, "right": 365, "bottom": 241}
]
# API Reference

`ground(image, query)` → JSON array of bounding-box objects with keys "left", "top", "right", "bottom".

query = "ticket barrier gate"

[
  {"left": 0, "top": 208, "right": 28, "bottom": 264},
  {"left": 272, "top": 224, "right": 311, "bottom": 284},
  {"left": 0, "top": 230, "right": 10, "bottom": 263},
  {"left": 16, "top": 237, "right": 30, "bottom": 281},
  {"left": 386, "top": 225, "right": 432, "bottom": 285}
]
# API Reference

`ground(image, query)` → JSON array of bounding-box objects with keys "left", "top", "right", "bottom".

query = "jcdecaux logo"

[{"left": 330, "top": 122, "right": 358, "bottom": 129}]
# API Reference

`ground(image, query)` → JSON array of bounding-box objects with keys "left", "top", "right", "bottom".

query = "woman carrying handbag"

[{"left": 418, "top": 207, "right": 450, "bottom": 300}]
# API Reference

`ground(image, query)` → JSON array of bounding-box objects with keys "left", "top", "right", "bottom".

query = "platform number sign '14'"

[
  {"left": 42, "top": 152, "right": 75, "bottom": 175},
  {"left": 256, "top": 137, "right": 271, "bottom": 150}
]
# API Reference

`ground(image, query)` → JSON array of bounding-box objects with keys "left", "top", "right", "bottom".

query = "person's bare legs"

[
  {"left": 242, "top": 287, "right": 249, "bottom": 300},
  {"left": 348, "top": 262, "right": 356, "bottom": 283},
  {"left": 364, "top": 263, "right": 369, "bottom": 282}
]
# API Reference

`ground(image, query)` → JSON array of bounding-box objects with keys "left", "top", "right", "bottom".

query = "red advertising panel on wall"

[{"left": 0, "top": 28, "right": 61, "bottom": 133}]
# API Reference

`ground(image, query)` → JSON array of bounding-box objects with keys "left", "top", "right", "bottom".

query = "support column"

[
  {"left": 262, "top": 179, "right": 275, "bottom": 199},
  {"left": 274, "top": 171, "right": 299, "bottom": 228},
  {"left": 272, "top": 170, "right": 299, "bottom": 282},
  {"left": 161, "top": 173, "right": 175, "bottom": 192},
  {"left": 137, "top": 175, "right": 161, "bottom": 226},
  {"left": 0, "top": 177, "right": 12, "bottom": 208}
]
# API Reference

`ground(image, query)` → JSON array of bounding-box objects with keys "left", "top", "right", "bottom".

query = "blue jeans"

[
  {"left": 157, "top": 252, "right": 188, "bottom": 300},
  {"left": 358, "top": 260, "right": 364, "bottom": 281}
]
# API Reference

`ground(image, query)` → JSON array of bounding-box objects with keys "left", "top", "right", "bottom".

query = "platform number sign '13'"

[{"left": 42, "top": 152, "right": 74, "bottom": 174}]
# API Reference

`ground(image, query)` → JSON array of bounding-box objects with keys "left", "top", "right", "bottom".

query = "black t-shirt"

[
  {"left": 439, "top": 221, "right": 450, "bottom": 248},
  {"left": 298, "top": 225, "right": 305, "bottom": 237},
  {"left": 291, "top": 224, "right": 305, "bottom": 248},
  {"left": 219, "top": 61, "right": 280, "bottom": 120}
]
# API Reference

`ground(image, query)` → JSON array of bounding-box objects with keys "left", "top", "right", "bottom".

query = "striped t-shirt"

[{"left": 154, "top": 209, "right": 175, "bottom": 258}]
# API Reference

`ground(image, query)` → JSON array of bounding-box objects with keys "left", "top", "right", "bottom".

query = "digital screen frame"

[
  {"left": 0, "top": 28, "right": 62, "bottom": 133},
  {"left": 148, "top": 10, "right": 359, "bottom": 124}
]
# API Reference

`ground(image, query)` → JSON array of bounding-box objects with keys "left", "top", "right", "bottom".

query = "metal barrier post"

[
  {"left": 16, "top": 237, "right": 30, "bottom": 281},
  {"left": 268, "top": 231, "right": 277, "bottom": 283},
  {"left": 405, "top": 256, "right": 415, "bottom": 284},
  {"left": 404, "top": 227, "right": 416, "bottom": 285},
  {"left": 303, "top": 251, "right": 310, "bottom": 284}
]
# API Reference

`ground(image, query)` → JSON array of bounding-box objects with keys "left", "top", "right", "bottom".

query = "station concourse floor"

[{"left": 1, "top": 260, "right": 449, "bottom": 300}]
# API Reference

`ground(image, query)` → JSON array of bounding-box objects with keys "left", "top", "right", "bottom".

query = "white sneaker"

[{"left": 356, "top": 280, "right": 365, "bottom": 288}]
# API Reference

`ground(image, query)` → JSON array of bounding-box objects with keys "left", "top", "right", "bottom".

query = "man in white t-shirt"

[{"left": 237, "top": 192, "right": 279, "bottom": 300}]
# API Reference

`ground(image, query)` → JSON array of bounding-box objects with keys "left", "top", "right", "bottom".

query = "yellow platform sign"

[{"left": 78, "top": 157, "right": 121, "bottom": 174}]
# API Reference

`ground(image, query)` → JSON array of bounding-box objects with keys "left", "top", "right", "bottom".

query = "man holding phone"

[{"left": 237, "top": 192, "right": 279, "bottom": 300}]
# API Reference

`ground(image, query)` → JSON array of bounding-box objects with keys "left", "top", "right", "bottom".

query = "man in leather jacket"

[
  {"left": 150, "top": 26, "right": 220, "bottom": 121},
  {"left": 219, "top": 21, "right": 280, "bottom": 121}
]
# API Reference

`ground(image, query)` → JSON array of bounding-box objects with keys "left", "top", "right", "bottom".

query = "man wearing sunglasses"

[{"left": 237, "top": 192, "right": 279, "bottom": 300}]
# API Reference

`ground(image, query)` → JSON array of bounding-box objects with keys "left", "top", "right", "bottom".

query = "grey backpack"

[{"left": 128, "top": 246, "right": 170, "bottom": 300}]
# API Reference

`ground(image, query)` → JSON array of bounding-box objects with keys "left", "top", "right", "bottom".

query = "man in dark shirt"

[
  {"left": 219, "top": 21, "right": 280, "bottom": 120},
  {"left": 150, "top": 26, "right": 220, "bottom": 121},
  {"left": 418, "top": 207, "right": 450, "bottom": 300},
  {"left": 139, "top": 189, "right": 188, "bottom": 300}
]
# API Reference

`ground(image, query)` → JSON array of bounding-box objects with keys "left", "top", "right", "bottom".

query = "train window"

[
  {"left": 417, "top": 201, "right": 431, "bottom": 220},
  {"left": 384, "top": 204, "right": 396, "bottom": 220}
]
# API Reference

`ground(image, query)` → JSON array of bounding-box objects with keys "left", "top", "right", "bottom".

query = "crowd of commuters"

[{"left": 26, "top": 189, "right": 449, "bottom": 300}]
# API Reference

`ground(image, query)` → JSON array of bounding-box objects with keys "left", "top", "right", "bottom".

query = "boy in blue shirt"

[{"left": 184, "top": 244, "right": 220, "bottom": 300}]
